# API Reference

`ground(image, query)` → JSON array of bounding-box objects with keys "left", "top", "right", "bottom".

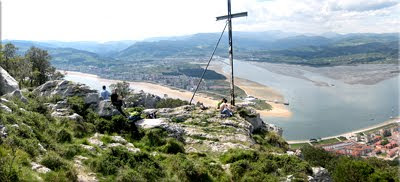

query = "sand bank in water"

[
  {"left": 65, "top": 69, "right": 291, "bottom": 118},
  {"left": 208, "top": 65, "right": 292, "bottom": 118}
]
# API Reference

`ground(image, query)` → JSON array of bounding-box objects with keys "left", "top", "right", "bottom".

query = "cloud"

[
  {"left": 234, "top": 0, "right": 400, "bottom": 34},
  {"left": 1, "top": 0, "right": 399, "bottom": 41},
  {"left": 328, "top": 0, "right": 399, "bottom": 12}
]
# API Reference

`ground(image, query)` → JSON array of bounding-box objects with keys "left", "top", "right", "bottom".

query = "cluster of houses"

[{"left": 320, "top": 122, "right": 400, "bottom": 160}]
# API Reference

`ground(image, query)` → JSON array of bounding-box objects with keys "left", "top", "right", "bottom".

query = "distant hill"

[
  {"left": 5, "top": 32, "right": 399, "bottom": 67},
  {"left": 4, "top": 40, "right": 135, "bottom": 56}
]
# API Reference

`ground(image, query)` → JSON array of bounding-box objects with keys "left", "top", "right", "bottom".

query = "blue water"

[
  {"left": 65, "top": 61, "right": 399, "bottom": 140},
  {"left": 223, "top": 60, "right": 399, "bottom": 140}
]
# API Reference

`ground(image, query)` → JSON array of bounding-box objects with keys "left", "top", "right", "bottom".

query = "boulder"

[
  {"left": 0, "top": 125, "right": 7, "bottom": 138},
  {"left": 85, "top": 93, "right": 99, "bottom": 105},
  {"left": 34, "top": 80, "right": 99, "bottom": 105},
  {"left": 97, "top": 100, "right": 121, "bottom": 117},
  {"left": 126, "top": 93, "right": 161, "bottom": 108},
  {"left": 0, "top": 66, "right": 19, "bottom": 96},
  {"left": 136, "top": 118, "right": 185, "bottom": 141},
  {"left": 0, "top": 103, "right": 12, "bottom": 113},
  {"left": 4, "top": 90, "right": 28, "bottom": 103},
  {"left": 310, "top": 167, "right": 332, "bottom": 182},
  {"left": 31, "top": 162, "right": 51, "bottom": 174}
]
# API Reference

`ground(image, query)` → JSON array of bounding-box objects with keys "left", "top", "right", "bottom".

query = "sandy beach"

[
  {"left": 64, "top": 69, "right": 291, "bottom": 118},
  {"left": 64, "top": 71, "right": 218, "bottom": 107},
  {"left": 207, "top": 64, "right": 292, "bottom": 118}
]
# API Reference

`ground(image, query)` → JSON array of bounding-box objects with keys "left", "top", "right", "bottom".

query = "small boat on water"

[{"left": 283, "top": 102, "right": 289, "bottom": 105}]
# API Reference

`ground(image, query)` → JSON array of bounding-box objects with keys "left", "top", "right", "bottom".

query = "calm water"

[
  {"left": 223, "top": 60, "right": 399, "bottom": 140},
  {"left": 65, "top": 61, "right": 399, "bottom": 140}
]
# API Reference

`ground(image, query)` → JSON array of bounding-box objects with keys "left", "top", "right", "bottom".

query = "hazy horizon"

[
  {"left": 1, "top": 0, "right": 399, "bottom": 42},
  {"left": 3, "top": 30, "right": 399, "bottom": 43}
]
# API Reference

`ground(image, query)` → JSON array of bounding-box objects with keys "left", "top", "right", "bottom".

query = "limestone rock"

[
  {"left": 310, "top": 167, "right": 332, "bottom": 182},
  {"left": 68, "top": 113, "right": 83, "bottom": 121},
  {"left": 0, "top": 103, "right": 12, "bottom": 113},
  {"left": 31, "top": 162, "right": 51, "bottom": 174},
  {"left": 80, "top": 144, "right": 96, "bottom": 152},
  {"left": 0, "top": 66, "right": 19, "bottom": 96},
  {"left": 0, "top": 125, "right": 7, "bottom": 138},
  {"left": 135, "top": 119, "right": 168, "bottom": 129},
  {"left": 85, "top": 93, "right": 99, "bottom": 105},
  {"left": 74, "top": 156, "right": 98, "bottom": 182},
  {"left": 4, "top": 90, "right": 28, "bottom": 103},
  {"left": 33, "top": 80, "right": 99, "bottom": 105},
  {"left": 88, "top": 133, "right": 104, "bottom": 147},
  {"left": 111, "top": 135, "right": 127, "bottom": 144},
  {"left": 38, "top": 143, "right": 47, "bottom": 152},
  {"left": 97, "top": 100, "right": 121, "bottom": 117},
  {"left": 126, "top": 93, "right": 161, "bottom": 108}
]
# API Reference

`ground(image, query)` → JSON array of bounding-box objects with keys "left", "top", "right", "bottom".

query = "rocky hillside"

[{"left": 1, "top": 67, "right": 398, "bottom": 182}]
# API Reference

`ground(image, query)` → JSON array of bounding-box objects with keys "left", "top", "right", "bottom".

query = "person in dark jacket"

[{"left": 111, "top": 89, "right": 127, "bottom": 117}]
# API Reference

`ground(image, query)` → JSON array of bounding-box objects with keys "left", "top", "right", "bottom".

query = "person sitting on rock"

[
  {"left": 100, "top": 85, "right": 110, "bottom": 100},
  {"left": 111, "top": 89, "right": 127, "bottom": 117},
  {"left": 219, "top": 98, "right": 233, "bottom": 117}
]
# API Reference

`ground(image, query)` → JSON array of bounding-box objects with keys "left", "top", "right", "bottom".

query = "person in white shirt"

[{"left": 100, "top": 85, "right": 110, "bottom": 100}]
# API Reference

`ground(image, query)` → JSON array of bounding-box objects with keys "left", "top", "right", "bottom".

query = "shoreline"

[
  {"left": 288, "top": 118, "right": 400, "bottom": 144},
  {"left": 63, "top": 69, "right": 292, "bottom": 118},
  {"left": 207, "top": 64, "right": 292, "bottom": 118},
  {"left": 63, "top": 70, "right": 218, "bottom": 107}
]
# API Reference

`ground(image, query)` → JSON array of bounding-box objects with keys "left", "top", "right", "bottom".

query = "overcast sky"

[{"left": 1, "top": 0, "right": 399, "bottom": 42}]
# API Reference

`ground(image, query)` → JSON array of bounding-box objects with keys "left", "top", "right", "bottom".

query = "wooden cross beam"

[{"left": 216, "top": 0, "right": 247, "bottom": 106}]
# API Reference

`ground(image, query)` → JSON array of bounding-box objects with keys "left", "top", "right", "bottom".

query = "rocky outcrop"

[
  {"left": 31, "top": 162, "right": 51, "bottom": 174},
  {"left": 87, "top": 133, "right": 141, "bottom": 153},
  {"left": 4, "top": 90, "right": 28, "bottom": 103},
  {"left": 133, "top": 105, "right": 283, "bottom": 153},
  {"left": 33, "top": 80, "right": 99, "bottom": 105},
  {"left": 97, "top": 100, "right": 122, "bottom": 117},
  {"left": 309, "top": 167, "right": 332, "bottom": 182},
  {"left": 0, "top": 66, "right": 19, "bottom": 96},
  {"left": 0, "top": 103, "right": 12, "bottom": 113},
  {"left": 126, "top": 92, "right": 161, "bottom": 108},
  {"left": 237, "top": 106, "right": 283, "bottom": 136}
]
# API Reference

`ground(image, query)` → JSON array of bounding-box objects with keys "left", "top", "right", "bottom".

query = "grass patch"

[
  {"left": 289, "top": 143, "right": 311, "bottom": 150},
  {"left": 314, "top": 138, "right": 341, "bottom": 145}
]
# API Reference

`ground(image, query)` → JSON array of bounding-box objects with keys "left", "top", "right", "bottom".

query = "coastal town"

[{"left": 291, "top": 119, "right": 400, "bottom": 161}]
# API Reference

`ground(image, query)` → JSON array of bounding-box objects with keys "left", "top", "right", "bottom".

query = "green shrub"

[
  {"left": 141, "top": 129, "right": 167, "bottom": 148},
  {"left": 41, "top": 152, "right": 69, "bottom": 171},
  {"left": 332, "top": 157, "right": 375, "bottom": 182},
  {"left": 220, "top": 149, "right": 258, "bottom": 164},
  {"left": 95, "top": 118, "right": 113, "bottom": 134},
  {"left": 125, "top": 107, "right": 145, "bottom": 113},
  {"left": 165, "top": 153, "right": 211, "bottom": 182},
  {"left": 301, "top": 145, "right": 336, "bottom": 168},
  {"left": 171, "top": 116, "right": 185, "bottom": 123},
  {"left": 59, "top": 144, "right": 84, "bottom": 160},
  {"left": 116, "top": 168, "right": 147, "bottom": 182},
  {"left": 57, "top": 129, "right": 72, "bottom": 143},
  {"left": 101, "top": 135, "right": 113, "bottom": 144},
  {"left": 67, "top": 96, "right": 86, "bottom": 116},
  {"left": 156, "top": 98, "right": 188, "bottom": 108},
  {"left": 160, "top": 138, "right": 185, "bottom": 154},
  {"left": 91, "top": 146, "right": 164, "bottom": 180},
  {"left": 43, "top": 165, "right": 78, "bottom": 182},
  {"left": 74, "top": 122, "right": 95, "bottom": 138},
  {"left": 0, "top": 147, "right": 19, "bottom": 182},
  {"left": 111, "top": 115, "right": 129, "bottom": 133}
]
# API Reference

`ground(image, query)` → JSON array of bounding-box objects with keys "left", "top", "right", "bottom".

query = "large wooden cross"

[{"left": 216, "top": 0, "right": 247, "bottom": 106}]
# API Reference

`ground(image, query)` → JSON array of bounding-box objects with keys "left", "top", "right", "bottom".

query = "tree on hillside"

[
  {"left": 110, "top": 81, "right": 131, "bottom": 98},
  {"left": 0, "top": 43, "right": 18, "bottom": 71},
  {"left": 8, "top": 57, "right": 32, "bottom": 88},
  {"left": 25, "top": 46, "right": 55, "bottom": 86}
]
